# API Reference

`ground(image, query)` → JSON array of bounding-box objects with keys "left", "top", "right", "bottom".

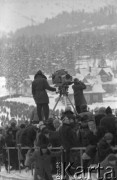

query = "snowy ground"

[
  {"left": 5, "top": 94, "right": 65, "bottom": 111},
  {"left": 0, "top": 167, "right": 33, "bottom": 180},
  {"left": 5, "top": 94, "right": 117, "bottom": 112},
  {"left": 0, "top": 167, "right": 56, "bottom": 180},
  {"left": 0, "top": 166, "right": 97, "bottom": 180}
]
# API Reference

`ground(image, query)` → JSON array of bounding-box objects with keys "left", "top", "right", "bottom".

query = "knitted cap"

[
  {"left": 98, "top": 107, "right": 106, "bottom": 114},
  {"left": 104, "top": 133, "right": 113, "bottom": 140}
]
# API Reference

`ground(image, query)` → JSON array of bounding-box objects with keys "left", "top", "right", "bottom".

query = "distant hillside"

[{"left": 14, "top": 5, "right": 117, "bottom": 37}]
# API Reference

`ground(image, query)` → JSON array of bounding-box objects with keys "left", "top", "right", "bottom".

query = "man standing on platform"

[{"left": 32, "top": 70, "right": 56, "bottom": 122}]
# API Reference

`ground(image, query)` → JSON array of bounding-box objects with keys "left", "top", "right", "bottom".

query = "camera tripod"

[{"left": 52, "top": 87, "right": 77, "bottom": 115}]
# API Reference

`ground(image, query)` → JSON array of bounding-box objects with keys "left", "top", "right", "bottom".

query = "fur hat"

[
  {"left": 20, "top": 124, "right": 26, "bottom": 129},
  {"left": 98, "top": 107, "right": 106, "bottom": 114},
  {"left": 74, "top": 78, "right": 79, "bottom": 82},
  {"left": 63, "top": 106, "right": 74, "bottom": 120},
  {"left": 104, "top": 133, "right": 113, "bottom": 140},
  {"left": 41, "top": 128, "right": 49, "bottom": 135},
  {"left": 106, "top": 106, "right": 112, "bottom": 114}
]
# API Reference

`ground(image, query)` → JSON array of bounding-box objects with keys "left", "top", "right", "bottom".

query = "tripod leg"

[
  {"left": 66, "top": 95, "right": 78, "bottom": 115},
  {"left": 52, "top": 95, "right": 61, "bottom": 112}
]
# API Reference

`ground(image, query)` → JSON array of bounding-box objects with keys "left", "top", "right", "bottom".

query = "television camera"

[
  {"left": 52, "top": 69, "right": 77, "bottom": 114},
  {"left": 52, "top": 69, "right": 73, "bottom": 95}
]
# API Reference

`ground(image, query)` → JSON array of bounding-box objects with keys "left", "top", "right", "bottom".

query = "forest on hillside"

[{"left": 0, "top": 5, "right": 117, "bottom": 91}]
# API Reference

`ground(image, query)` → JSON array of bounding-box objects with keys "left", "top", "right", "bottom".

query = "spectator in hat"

[
  {"left": 100, "top": 106, "right": 116, "bottom": 139},
  {"left": 5, "top": 128, "right": 19, "bottom": 170},
  {"left": 32, "top": 70, "right": 56, "bottom": 122},
  {"left": 59, "top": 110, "right": 77, "bottom": 166},
  {"left": 72, "top": 78, "right": 87, "bottom": 114},
  {"left": 79, "top": 104, "right": 94, "bottom": 122},
  {"left": 53, "top": 119, "right": 62, "bottom": 131},
  {"left": 94, "top": 107, "right": 106, "bottom": 127},
  {"left": 97, "top": 133, "right": 114, "bottom": 162},
  {"left": 45, "top": 118, "right": 55, "bottom": 131},
  {"left": 16, "top": 123, "right": 26, "bottom": 145},
  {"left": 76, "top": 115, "right": 90, "bottom": 147},
  {"left": 9, "top": 120, "right": 18, "bottom": 145},
  {"left": 100, "top": 154, "right": 117, "bottom": 179},
  {"left": 25, "top": 132, "right": 60, "bottom": 180},
  {"left": 82, "top": 120, "right": 106, "bottom": 167},
  {"left": 0, "top": 127, "right": 7, "bottom": 169}
]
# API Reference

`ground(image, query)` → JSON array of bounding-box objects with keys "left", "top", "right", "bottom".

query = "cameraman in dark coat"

[
  {"left": 72, "top": 78, "right": 87, "bottom": 114},
  {"left": 32, "top": 70, "right": 56, "bottom": 121}
]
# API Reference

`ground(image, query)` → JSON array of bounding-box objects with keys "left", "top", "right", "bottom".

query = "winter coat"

[
  {"left": 72, "top": 82, "right": 86, "bottom": 106},
  {"left": 5, "top": 134, "right": 15, "bottom": 147},
  {"left": 97, "top": 137, "right": 113, "bottom": 162},
  {"left": 20, "top": 125, "right": 37, "bottom": 147},
  {"left": 0, "top": 135, "right": 5, "bottom": 154},
  {"left": 16, "top": 129, "right": 25, "bottom": 145},
  {"left": 100, "top": 114, "right": 116, "bottom": 136},
  {"left": 25, "top": 148, "right": 60, "bottom": 180},
  {"left": 100, "top": 154, "right": 117, "bottom": 179},
  {"left": 77, "top": 127, "right": 90, "bottom": 147},
  {"left": 94, "top": 113, "right": 105, "bottom": 127},
  {"left": 79, "top": 111, "right": 94, "bottom": 121},
  {"left": 32, "top": 75, "right": 56, "bottom": 104},
  {"left": 49, "top": 131, "right": 61, "bottom": 147},
  {"left": 59, "top": 123, "right": 77, "bottom": 150}
]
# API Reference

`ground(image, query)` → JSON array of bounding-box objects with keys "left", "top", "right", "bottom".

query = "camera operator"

[
  {"left": 72, "top": 78, "right": 87, "bottom": 114},
  {"left": 32, "top": 70, "right": 56, "bottom": 122}
]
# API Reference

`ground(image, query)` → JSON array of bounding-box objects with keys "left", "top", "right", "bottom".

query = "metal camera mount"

[{"left": 52, "top": 83, "right": 77, "bottom": 115}]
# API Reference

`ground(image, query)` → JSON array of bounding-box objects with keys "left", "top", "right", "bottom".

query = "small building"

[
  {"left": 98, "top": 68, "right": 114, "bottom": 82},
  {"left": 63, "top": 82, "right": 105, "bottom": 106},
  {"left": 102, "top": 79, "right": 117, "bottom": 94},
  {"left": 84, "top": 82, "right": 105, "bottom": 104}
]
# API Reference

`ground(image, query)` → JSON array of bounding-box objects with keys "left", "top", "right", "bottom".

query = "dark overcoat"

[
  {"left": 59, "top": 123, "right": 77, "bottom": 150},
  {"left": 100, "top": 154, "right": 117, "bottom": 179},
  {"left": 97, "top": 137, "right": 113, "bottom": 162},
  {"left": 72, "top": 82, "right": 86, "bottom": 106},
  {"left": 25, "top": 148, "right": 60, "bottom": 180},
  {"left": 100, "top": 114, "right": 116, "bottom": 136},
  {"left": 32, "top": 75, "right": 56, "bottom": 104}
]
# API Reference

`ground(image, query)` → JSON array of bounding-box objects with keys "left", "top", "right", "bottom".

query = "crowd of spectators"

[
  {"left": 0, "top": 101, "right": 34, "bottom": 126},
  {"left": 0, "top": 100, "right": 60, "bottom": 127},
  {"left": 0, "top": 103, "right": 117, "bottom": 179}
]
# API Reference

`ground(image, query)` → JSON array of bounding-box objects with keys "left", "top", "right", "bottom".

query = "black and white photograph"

[{"left": 0, "top": 0, "right": 117, "bottom": 180}]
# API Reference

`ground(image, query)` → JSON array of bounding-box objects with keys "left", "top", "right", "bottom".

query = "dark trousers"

[
  {"left": 9, "top": 149, "right": 19, "bottom": 169},
  {"left": 37, "top": 103, "right": 49, "bottom": 121}
]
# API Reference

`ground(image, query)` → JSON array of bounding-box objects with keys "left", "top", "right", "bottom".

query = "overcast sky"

[{"left": 0, "top": 0, "right": 116, "bottom": 33}]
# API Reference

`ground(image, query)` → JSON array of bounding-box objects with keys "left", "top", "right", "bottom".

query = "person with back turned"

[
  {"left": 72, "top": 78, "right": 87, "bottom": 114},
  {"left": 32, "top": 70, "right": 56, "bottom": 122}
]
